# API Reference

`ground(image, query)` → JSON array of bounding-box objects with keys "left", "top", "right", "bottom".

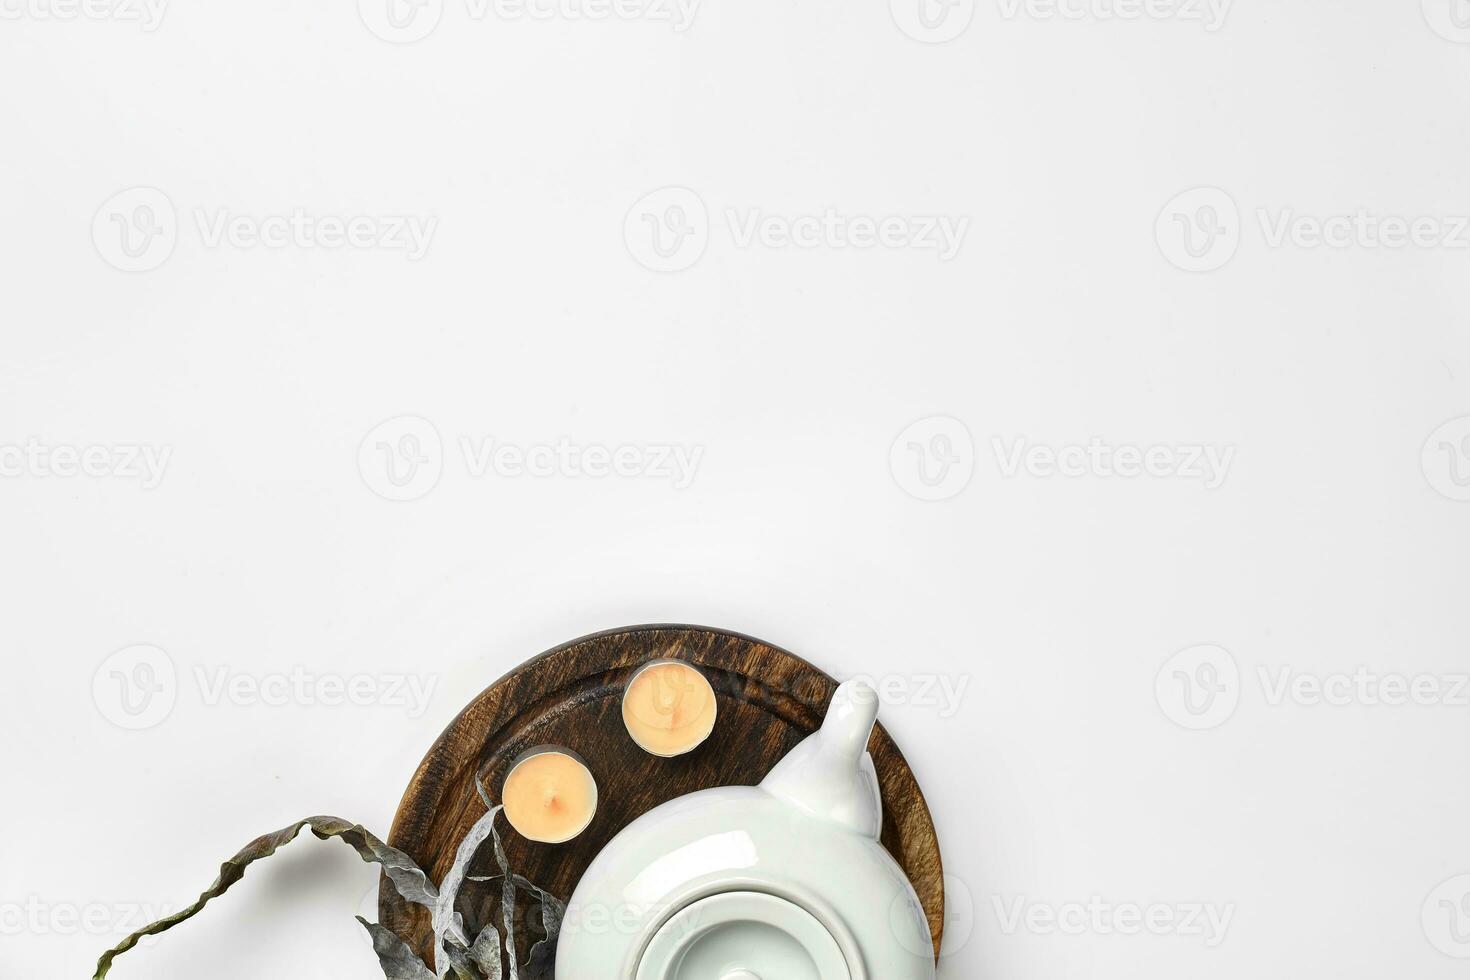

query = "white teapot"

[{"left": 556, "top": 681, "right": 938, "bottom": 980}]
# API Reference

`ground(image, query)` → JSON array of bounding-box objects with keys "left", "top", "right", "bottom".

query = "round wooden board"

[{"left": 381, "top": 625, "right": 945, "bottom": 964}]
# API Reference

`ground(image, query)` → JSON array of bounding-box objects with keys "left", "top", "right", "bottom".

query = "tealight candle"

[
  {"left": 622, "top": 659, "right": 718, "bottom": 757},
  {"left": 501, "top": 747, "right": 598, "bottom": 844}
]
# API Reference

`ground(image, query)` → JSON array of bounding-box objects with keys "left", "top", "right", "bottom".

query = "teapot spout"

[
  {"left": 760, "top": 680, "right": 884, "bottom": 838},
  {"left": 821, "top": 679, "right": 882, "bottom": 760}
]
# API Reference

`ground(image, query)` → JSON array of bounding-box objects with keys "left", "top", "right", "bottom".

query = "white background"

[{"left": 3, "top": 0, "right": 1469, "bottom": 978}]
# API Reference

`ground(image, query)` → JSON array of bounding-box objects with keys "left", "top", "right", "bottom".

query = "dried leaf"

[
  {"left": 521, "top": 936, "right": 556, "bottom": 980},
  {"left": 464, "top": 873, "right": 564, "bottom": 972},
  {"left": 92, "top": 815, "right": 438, "bottom": 980},
  {"left": 512, "top": 874, "right": 564, "bottom": 968},
  {"left": 92, "top": 790, "right": 567, "bottom": 980},
  {"left": 469, "top": 923, "right": 504, "bottom": 980},
  {"left": 489, "top": 809, "right": 521, "bottom": 980},
  {"left": 433, "top": 804, "right": 504, "bottom": 975},
  {"left": 358, "top": 917, "right": 437, "bottom": 980},
  {"left": 439, "top": 938, "right": 482, "bottom": 980}
]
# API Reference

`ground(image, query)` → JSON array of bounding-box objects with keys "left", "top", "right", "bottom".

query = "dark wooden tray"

[{"left": 381, "top": 625, "right": 945, "bottom": 964}]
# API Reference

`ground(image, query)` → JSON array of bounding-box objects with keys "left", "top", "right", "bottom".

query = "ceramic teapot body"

[{"left": 557, "top": 682, "right": 937, "bottom": 980}]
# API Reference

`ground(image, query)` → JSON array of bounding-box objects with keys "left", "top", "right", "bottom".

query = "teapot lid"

[{"left": 635, "top": 891, "right": 851, "bottom": 980}]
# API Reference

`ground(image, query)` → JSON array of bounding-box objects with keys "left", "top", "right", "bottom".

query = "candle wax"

[
  {"left": 502, "top": 750, "right": 598, "bottom": 844},
  {"left": 622, "top": 660, "right": 718, "bottom": 757}
]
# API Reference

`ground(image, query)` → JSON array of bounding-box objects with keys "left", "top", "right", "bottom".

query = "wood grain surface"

[{"left": 380, "top": 625, "right": 946, "bottom": 964}]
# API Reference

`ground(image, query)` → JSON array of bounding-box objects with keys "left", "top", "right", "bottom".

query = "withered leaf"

[
  {"left": 468, "top": 923, "right": 504, "bottom": 980},
  {"left": 92, "top": 815, "right": 438, "bottom": 980},
  {"left": 358, "top": 917, "right": 437, "bottom": 980},
  {"left": 434, "top": 803, "right": 504, "bottom": 974},
  {"left": 92, "top": 795, "right": 566, "bottom": 980},
  {"left": 488, "top": 803, "right": 521, "bottom": 980}
]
